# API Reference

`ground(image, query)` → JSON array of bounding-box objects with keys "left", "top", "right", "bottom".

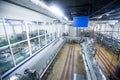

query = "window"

[
  {"left": 0, "top": 18, "right": 59, "bottom": 76},
  {"left": 46, "top": 34, "right": 52, "bottom": 43},
  {"left": 40, "top": 35, "right": 46, "bottom": 47},
  {"left": 0, "top": 47, "right": 14, "bottom": 75},
  {"left": 28, "top": 21, "right": 38, "bottom": 38},
  {"left": 38, "top": 22, "right": 45, "bottom": 35},
  {"left": 5, "top": 19, "right": 27, "bottom": 44},
  {"left": 11, "top": 41, "right": 30, "bottom": 64},
  {"left": 30, "top": 38, "right": 40, "bottom": 54},
  {"left": 0, "top": 19, "right": 8, "bottom": 47}
]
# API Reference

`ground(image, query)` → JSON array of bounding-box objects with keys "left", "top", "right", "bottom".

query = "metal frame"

[
  {"left": 2, "top": 18, "right": 16, "bottom": 66},
  {"left": 24, "top": 21, "right": 32, "bottom": 56},
  {"left": 0, "top": 17, "right": 61, "bottom": 79}
]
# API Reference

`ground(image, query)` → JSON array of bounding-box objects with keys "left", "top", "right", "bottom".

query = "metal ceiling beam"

[{"left": 90, "top": 0, "right": 118, "bottom": 18}]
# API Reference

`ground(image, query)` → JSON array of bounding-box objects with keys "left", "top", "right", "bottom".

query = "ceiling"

[
  {"left": 5, "top": 0, "right": 120, "bottom": 20},
  {"left": 44, "top": 0, "right": 120, "bottom": 20}
]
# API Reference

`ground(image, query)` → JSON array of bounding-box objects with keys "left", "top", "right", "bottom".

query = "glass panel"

[
  {"left": 46, "top": 34, "right": 52, "bottom": 43},
  {"left": 0, "top": 47, "right": 14, "bottom": 75},
  {"left": 11, "top": 41, "right": 30, "bottom": 64},
  {"left": 30, "top": 38, "right": 40, "bottom": 54},
  {"left": 52, "top": 25, "right": 57, "bottom": 39},
  {"left": 46, "top": 24, "right": 53, "bottom": 43},
  {"left": 52, "top": 32, "right": 56, "bottom": 39},
  {"left": 45, "top": 24, "right": 51, "bottom": 34},
  {"left": 55, "top": 32, "right": 57, "bottom": 38},
  {"left": 38, "top": 22, "right": 45, "bottom": 35},
  {"left": 28, "top": 21, "right": 38, "bottom": 38},
  {"left": 51, "top": 33, "right": 54, "bottom": 40},
  {"left": 40, "top": 35, "right": 46, "bottom": 47},
  {"left": 50, "top": 24, "right": 54, "bottom": 40},
  {"left": 0, "top": 19, "right": 8, "bottom": 47},
  {"left": 5, "top": 19, "right": 27, "bottom": 44}
]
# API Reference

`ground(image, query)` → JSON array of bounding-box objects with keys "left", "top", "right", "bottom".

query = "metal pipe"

[{"left": 90, "top": 0, "right": 118, "bottom": 17}]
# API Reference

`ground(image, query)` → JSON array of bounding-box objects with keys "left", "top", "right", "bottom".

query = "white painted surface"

[
  {"left": 0, "top": 1, "right": 53, "bottom": 22},
  {"left": 69, "top": 26, "right": 76, "bottom": 37}
]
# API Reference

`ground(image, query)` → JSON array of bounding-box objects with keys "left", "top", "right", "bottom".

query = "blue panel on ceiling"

[{"left": 73, "top": 16, "right": 89, "bottom": 27}]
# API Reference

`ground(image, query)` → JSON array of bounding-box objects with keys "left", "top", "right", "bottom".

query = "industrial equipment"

[
  {"left": 81, "top": 37, "right": 108, "bottom": 80},
  {"left": 8, "top": 69, "right": 38, "bottom": 80},
  {"left": 96, "top": 33, "right": 120, "bottom": 54},
  {"left": 24, "top": 69, "right": 38, "bottom": 80},
  {"left": 0, "top": 53, "right": 11, "bottom": 64}
]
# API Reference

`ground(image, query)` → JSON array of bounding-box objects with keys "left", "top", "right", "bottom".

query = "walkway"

[{"left": 46, "top": 43, "right": 85, "bottom": 80}]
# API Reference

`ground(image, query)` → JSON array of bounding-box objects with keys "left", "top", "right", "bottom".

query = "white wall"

[
  {"left": 65, "top": 25, "right": 69, "bottom": 34},
  {"left": 69, "top": 26, "right": 76, "bottom": 37},
  {"left": 0, "top": 1, "right": 53, "bottom": 22}
]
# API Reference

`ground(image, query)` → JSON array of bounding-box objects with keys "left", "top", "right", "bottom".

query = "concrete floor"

[{"left": 46, "top": 43, "right": 85, "bottom": 80}]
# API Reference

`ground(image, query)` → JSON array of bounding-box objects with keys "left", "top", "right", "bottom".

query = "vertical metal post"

[
  {"left": 52, "top": 24, "right": 55, "bottom": 40},
  {"left": 111, "top": 24, "right": 114, "bottom": 38},
  {"left": 104, "top": 24, "right": 107, "bottom": 35},
  {"left": 100, "top": 24, "right": 102, "bottom": 34},
  {"left": 104, "top": 24, "right": 105, "bottom": 34},
  {"left": 49, "top": 24, "right": 52, "bottom": 41},
  {"left": 24, "top": 21, "right": 32, "bottom": 56},
  {"left": 2, "top": 18, "right": 16, "bottom": 66},
  {"left": 37, "top": 21, "right": 41, "bottom": 47},
  {"left": 58, "top": 24, "right": 60, "bottom": 38},
  {"left": 98, "top": 24, "right": 100, "bottom": 34},
  {"left": 50, "top": 24, "right": 54, "bottom": 41},
  {"left": 21, "top": 22, "right": 24, "bottom": 32},
  {"left": 56, "top": 24, "right": 58, "bottom": 38},
  {"left": 118, "top": 22, "right": 120, "bottom": 39},
  {"left": 44, "top": 23, "right": 47, "bottom": 45},
  {"left": 11, "top": 24, "right": 16, "bottom": 38}
]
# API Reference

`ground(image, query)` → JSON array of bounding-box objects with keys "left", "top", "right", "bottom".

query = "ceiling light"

[
  {"left": 31, "top": 0, "right": 66, "bottom": 19},
  {"left": 31, "top": 0, "right": 49, "bottom": 9},
  {"left": 98, "top": 15, "right": 103, "bottom": 19},
  {"left": 50, "top": 6, "right": 64, "bottom": 17},
  {"left": 64, "top": 16, "right": 68, "bottom": 20},
  {"left": 106, "top": 13, "right": 110, "bottom": 16}
]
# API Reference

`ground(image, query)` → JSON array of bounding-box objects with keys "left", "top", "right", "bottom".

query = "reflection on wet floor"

[{"left": 45, "top": 43, "right": 86, "bottom": 80}]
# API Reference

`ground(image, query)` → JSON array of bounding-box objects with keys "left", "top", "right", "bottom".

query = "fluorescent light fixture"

[
  {"left": 64, "top": 16, "right": 68, "bottom": 20},
  {"left": 105, "top": 13, "right": 110, "bottom": 16},
  {"left": 39, "top": 2, "right": 49, "bottom": 10},
  {"left": 31, "top": 0, "right": 66, "bottom": 19},
  {"left": 50, "top": 6, "right": 64, "bottom": 17},
  {"left": 31, "top": 0, "right": 49, "bottom": 9}
]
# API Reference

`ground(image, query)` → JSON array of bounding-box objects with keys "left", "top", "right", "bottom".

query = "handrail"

[
  {"left": 81, "top": 37, "right": 108, "bottom": 80},
  {"left": 81, "top": 50, "right": 97, "bottom": 80}
]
